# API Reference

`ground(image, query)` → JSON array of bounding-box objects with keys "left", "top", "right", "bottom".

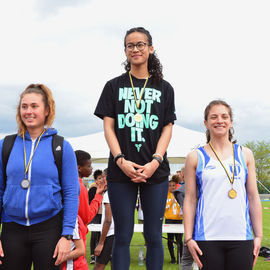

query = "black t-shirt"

[{"left": 94, "top": 72, "right": 176, "bottom": 184}]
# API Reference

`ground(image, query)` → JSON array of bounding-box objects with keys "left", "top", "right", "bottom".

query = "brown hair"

[
  {"left": 171, "top": 174, "right": 180, "bottom": 184},
  {"left": 204, "top": 99, "right": 235, "bottom": 143},
  {"left": 16, "top": 84, "right": 55, "bottom": 135}
]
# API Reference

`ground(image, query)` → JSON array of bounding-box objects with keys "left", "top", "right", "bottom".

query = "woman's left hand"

[
  {"left": 253, "top": 236, "right": 262, "bottom": 266},
  {"left": 53, "top": 237, "right": 72, "bottom": 265},
  {"left": 131, "top": 159, "right": 159, "bottom": 182}
]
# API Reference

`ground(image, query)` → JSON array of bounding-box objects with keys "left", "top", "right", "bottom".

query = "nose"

[
  {"left": 25, "top": 106, "right": 33, "bottom": 114},
  {"left": 132, "top": 45, "right": 139, "bottom": 52}
]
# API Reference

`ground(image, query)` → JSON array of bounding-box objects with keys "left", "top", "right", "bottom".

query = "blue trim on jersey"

[
  {"left": 235, "top": 145, "right": 253, "bottom": 239},
  {"left": 193, "top": 147, "right": 210, "bottom": 240}
]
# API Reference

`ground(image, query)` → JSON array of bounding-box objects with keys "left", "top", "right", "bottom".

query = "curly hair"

[
  {"left": 204, "top": 99, "right": 236, "bottom": 143},
  {"left": 123, "top": 27, "right": 163, "bottom": 83},
  {"left": 16, "top": 84, "right": 55, "bottom": 136}
]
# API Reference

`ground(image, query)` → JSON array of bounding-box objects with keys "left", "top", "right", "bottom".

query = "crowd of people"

[{"left": 0, "top": 26, "right": 263, "bottom": 270}]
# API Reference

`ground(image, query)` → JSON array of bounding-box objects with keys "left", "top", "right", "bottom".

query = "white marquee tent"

[{"left": 67, "top": 124, "right": 206, "bottom": 164}]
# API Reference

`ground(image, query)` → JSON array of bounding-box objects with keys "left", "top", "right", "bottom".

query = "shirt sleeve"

[
  {"left": 88, "top": 186, "right": 97, "bottom": 204},
  {"left": 0, "top": 139, "right": 4, "bottom": 217},
  {"left": 94, "top": 81, "right": 116, "bottom": 119},
  {"left": 61, "top": 140, "right": 80, "bottom": 235},
  {"left": 103, "top": 191, "right": 110, "bottom": 204},
  {"left": 163, "top": 81, "right": 177, "bottom": 126}
]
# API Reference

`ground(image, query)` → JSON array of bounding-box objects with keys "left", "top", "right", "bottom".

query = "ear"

[
  {"left": 45, "top": 106, "right": 49, "bottom": 117},
  {"left": 149, "top": 45, "right": 154, "bottom": 54},
  {"left": 204, "top": 119, "right": 208, "bottom": 130}
]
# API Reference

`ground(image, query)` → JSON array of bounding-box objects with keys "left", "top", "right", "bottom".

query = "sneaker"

[
  {"left": 170, "top": 258, "right": 176, "bottom": 264},
  {"left": 90, "top": 255, "right": 95, "bottom": 264}
]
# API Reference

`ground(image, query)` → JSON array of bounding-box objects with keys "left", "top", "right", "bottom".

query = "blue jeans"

[{"left": 107, "top": 180, "right": 168, "bottom": 270}]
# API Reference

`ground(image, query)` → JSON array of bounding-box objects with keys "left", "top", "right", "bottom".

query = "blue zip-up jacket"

[{"left": 0, "top": 128, "right": 79, "bottom": 235}]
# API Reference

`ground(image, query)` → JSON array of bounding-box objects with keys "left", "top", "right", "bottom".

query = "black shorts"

[
  {"left": 96, "top": 235, "right": 114, "bottom": 265},
  {"left": 196, "top": 240, "right": 254, "bottom": 270}
]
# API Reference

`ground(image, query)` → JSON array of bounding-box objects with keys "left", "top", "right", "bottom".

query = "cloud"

[
  {"left": 34, "top": 0, "right": 91, "bottom": 17},
  {"left": 0, "top": 0, "right": 269, "bottom": 144}
]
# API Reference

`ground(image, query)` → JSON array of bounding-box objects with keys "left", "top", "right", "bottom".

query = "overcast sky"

[{"left": 0, "top": 0, "right": 269, "bottom": 144}]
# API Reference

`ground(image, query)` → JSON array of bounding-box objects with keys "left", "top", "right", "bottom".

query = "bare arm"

[
  {"left": 183, "top": 151, "right": 203, "bottom": 269},
  {"left": 243, "top": 147, "right": 262, "bottom": 266},
  {"left": 65, "top": 239, "right": 85, "bottom": 261},
  {"left": 94, "top": 203, "right": 112, "bottom": 256},
  {"left": 103, "top": 116, "right": 143, "bottom": 180}
]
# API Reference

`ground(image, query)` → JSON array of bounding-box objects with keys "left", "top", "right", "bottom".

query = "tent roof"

[{"left": 67, "top": 124, "right": 206, "bottom": 164}]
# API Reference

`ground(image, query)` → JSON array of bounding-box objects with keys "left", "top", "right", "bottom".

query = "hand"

[
  {"left": 0, "top": 240, "right": 4, "bottom": 265},
  {"left": 132, "top": 160, "right": 159, "bottom": 182},
  {"left": 94, "top": 243, "right": 104, "bottom": 257},
  {"left": 186, "top": 239, "right": 203, "bottom": 269},
  {"left": 53, "top": 237, "right": 72, "bottom": 265},
  {"left": 117, "top": 159, "right": 144, "bottom": 180},
  {"left": 96, "top": 179, "right": 107, "bottom": 195},
  {"left": 253, "top": 236, "right": 262, "bottom": 267}
]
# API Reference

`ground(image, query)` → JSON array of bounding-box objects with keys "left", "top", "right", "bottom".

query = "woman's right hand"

[
  {"left": 117, "top": 158, "right": 146, "bottom": 182},
  {"left": 0, "top": 240, "right": 4, "bottom": 265},
  {"left": 186, "top": 239, "right": 203, "bottom": 269}
]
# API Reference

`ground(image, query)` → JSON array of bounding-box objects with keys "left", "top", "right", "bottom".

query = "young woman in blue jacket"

[{"left": 0, "top": 84, "right": 79, "bottom": 270}]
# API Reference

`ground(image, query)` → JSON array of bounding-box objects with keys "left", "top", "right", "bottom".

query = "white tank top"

[{"left": 193, "top": 144, "right": 253, "bottom": 241}]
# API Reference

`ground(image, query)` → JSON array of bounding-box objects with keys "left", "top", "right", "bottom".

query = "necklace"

[
  {"left": 129, "top": 71, "right": 149, "bottom": 122},
  {"left": 22, "top": 129, "right": 46, "bottom": 189},
  {"left": 209, "top": 142, "right": 236, "bottom": 199}
]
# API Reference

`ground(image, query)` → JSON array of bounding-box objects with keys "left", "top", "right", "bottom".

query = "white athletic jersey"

[
  {"left": 101, "top": 191, "right": 114, "bottom": 237},
  {"left": 193, "top": 144, "right": 253, "bottom": 241}
]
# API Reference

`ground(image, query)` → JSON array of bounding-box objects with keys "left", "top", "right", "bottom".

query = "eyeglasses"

[{"left": 125, "top": 42, "right": 148, "bottom": 52}]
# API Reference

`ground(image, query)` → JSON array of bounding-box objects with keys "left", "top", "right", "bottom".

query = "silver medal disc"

[{"left": 21, "top": 179, "right": 30, "bottom": 189}]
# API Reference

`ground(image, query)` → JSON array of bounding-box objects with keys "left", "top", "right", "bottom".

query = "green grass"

[{"left": 86, "top": 201, "right": 270, "bottom": 269}]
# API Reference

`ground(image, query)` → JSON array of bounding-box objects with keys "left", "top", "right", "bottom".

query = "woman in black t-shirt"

[{"left": 94, "top": 27, "right": 176, "bottom": 270}]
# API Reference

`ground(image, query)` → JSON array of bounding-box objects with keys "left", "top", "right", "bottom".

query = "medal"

[
  {"left": 21, "top": 179, "right": 30, "bottom": 189},
  {"left": 23, "top": 129, "right": 46, "bottom": 189},
  {"left": 134, "top": 113, "right": 143, "bottom": 122},
  {"left": 209, "top": 142, "right": 236, "bottom": 199},
  {"left": 228, "top": 188, "right": 237, "bottom": 199},
  {"left": 129, "top": 72, "right": 149, "bottom": 116}
]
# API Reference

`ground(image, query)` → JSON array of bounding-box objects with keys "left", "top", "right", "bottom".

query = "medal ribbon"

[
  {"left": 209, "top": 142, "right": 235, "bottom": 186},
  {"left": 129, "top": 71, "right": 149, "bottom": 109},
  {"left": 23, "top": 129, "right": 46, "bottom": 177}
]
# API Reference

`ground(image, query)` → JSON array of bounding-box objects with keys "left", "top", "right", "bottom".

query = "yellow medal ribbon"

[
  {"left": 23, "top": 129, "right": 46, "bottom": 177},
  {"left": 129, "top": 71, "right": 149, "bottom": 109},
  {"left": 209, "top": 142, "right": 237, "bottom": 199}
]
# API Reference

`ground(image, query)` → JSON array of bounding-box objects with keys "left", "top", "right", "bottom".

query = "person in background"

[
  {"left": 164, "top": 179, "right": 183, "bottom": 264},
  {"left": 61, "top": 216, "right": 88, "bottom": 270},
  {"left": 94, "top": 178, "right": 114, "bottom": 270},
  {"left": 88, "top": 169, "right": 105, "bottom": 264},
  {"left": 0, "top": 84, "right": 79, "bottom": 269},
  {"left": 94, "top": 26, "right": 176, "bottom": 270},
  {"left": 184, "top": 100, "right": 262, "bottom": 270},
  {"left": 75, "top": 151, "right": 106, "bottom": 230},
  {"left": 173, "top": 166, "right": 195, "bottom": 270},
  {"left": 171, "top": 174, "right": 181, "bottom": 189}
]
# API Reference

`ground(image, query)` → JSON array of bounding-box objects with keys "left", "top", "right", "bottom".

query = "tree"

[{"left": 244, "top": 140, "right": 270, "bottom": 194}]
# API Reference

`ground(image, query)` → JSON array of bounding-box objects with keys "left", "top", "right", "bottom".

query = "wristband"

[
  {"left": 152, "top": 156, "right": 162, "bottom": 165},
  {"left": 152, "top": 153, "right": 164, "bottom": 161},
  {"left": 184, "top": 238, "right": 193, "bottom": 246},
  {"left": 114, "top": 153, "right": 125, "bottom": 164}
]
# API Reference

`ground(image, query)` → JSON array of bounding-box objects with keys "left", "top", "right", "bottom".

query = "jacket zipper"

[{"left": 25, "top": 138, "right": 36, "bottom": 226}]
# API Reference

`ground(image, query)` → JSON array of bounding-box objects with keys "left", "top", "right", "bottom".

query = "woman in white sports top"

[{"left": 183, "top": 100, "right": 262, "bottom": 270}]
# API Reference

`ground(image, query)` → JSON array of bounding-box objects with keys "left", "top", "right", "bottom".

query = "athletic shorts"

[{"left": 96, "top": 235, "right": 114, "bottom": 265}]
